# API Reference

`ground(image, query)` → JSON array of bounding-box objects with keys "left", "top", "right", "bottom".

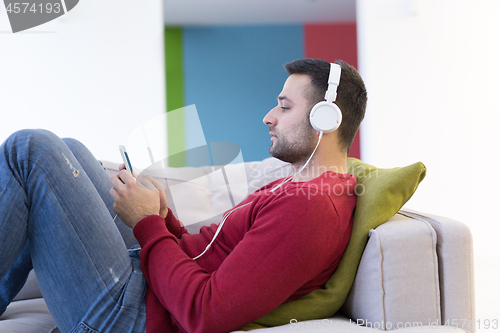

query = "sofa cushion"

[
  {"left": 243, "top": 158, "right": 427, "bottom": 329},
  {"left": 341, "top": 213, "right": 440, "bottom": 329},
  {"left": 0, "top": 298, "right": 55, "bottom": 333},
  {"left": 12, "top": 271, "right": 42, "bottom": 302}
]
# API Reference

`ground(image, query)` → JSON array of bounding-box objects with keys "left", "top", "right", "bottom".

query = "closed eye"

[{"left": 281, "top": 107, "right": 289, "bottom": 112}]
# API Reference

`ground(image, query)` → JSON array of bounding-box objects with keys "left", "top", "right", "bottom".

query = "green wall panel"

[{"left": 165, "top": 27, "right": 185, "bottom": 166}]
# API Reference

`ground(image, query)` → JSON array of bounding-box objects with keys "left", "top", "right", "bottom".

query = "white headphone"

[{"left": 309, "top": 63, "right": 342, "bottom": 133}]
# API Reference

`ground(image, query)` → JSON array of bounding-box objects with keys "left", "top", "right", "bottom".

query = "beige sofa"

[{"left": 0, "top": 157, "right": 475, "bottom": 333}]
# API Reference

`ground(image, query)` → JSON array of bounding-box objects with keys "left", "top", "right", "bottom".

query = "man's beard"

[{"left": 269, "top": 121, "right": 317, "bottom": 165}]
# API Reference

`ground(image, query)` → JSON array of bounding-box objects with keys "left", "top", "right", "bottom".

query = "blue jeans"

[{"left": 0, "top": 129, "right": 147, "bottom": 333}]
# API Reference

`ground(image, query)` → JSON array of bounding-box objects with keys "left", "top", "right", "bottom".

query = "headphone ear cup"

[{"left": 309, "top": 101, "right": 342, "bottom": 133}]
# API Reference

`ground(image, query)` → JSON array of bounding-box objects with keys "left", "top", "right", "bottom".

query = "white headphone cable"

[
  {"left": 270, "top": 131, "right": 323, "bottom": 192},
  {"left": 192, "top": 201, "right": 252, "bottom": 260},
  {"left": 193, "top": 131, "right": 324, "bottom": 259},
  {"left": 111, "top": 132, "right": 324, "bottom": 260}
]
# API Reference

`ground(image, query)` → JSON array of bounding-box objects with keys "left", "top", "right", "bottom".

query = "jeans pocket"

[{"left": 71, "top": 322, "right": 100, "bottom": 333}]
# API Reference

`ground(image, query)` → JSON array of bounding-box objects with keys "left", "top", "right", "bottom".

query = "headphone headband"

[{"left": 325, "top": 63, "right": 341, "bottom": 103}]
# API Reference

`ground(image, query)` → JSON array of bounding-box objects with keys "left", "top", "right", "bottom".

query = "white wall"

[
  {"left": 0, "top": 0, "right": 165, "bottom": 163},
  {"left": 357, "top": 0, "right": 500, "bottom": 255},
  {"left": 357, "top": 0, "right": 500, "bottom": 325}
]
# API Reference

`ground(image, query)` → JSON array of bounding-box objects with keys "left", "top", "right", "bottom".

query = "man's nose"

[{"left": 263, "top": 107, "right": 277, "bottom": 126}]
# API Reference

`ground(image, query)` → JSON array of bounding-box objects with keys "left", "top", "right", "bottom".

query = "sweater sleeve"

[
  {"left": 133, "top": 191, "right": 347, "bottom": 333},
  {"left": 163, "top": 209, "right": 189, "bottom": 239}
]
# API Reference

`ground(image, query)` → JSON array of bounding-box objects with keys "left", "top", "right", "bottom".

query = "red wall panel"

[{"left": 304, "top": 23, "right": 361, "bottom": 159}]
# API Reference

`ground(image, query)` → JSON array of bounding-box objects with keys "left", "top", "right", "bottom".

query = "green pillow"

[{"left": 242, "top": 158, "right": 427, "bottom": 330}]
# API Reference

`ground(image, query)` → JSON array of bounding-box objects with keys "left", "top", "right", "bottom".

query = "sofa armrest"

[
  {"left": 399, "top": 210, "right": 475, "bottom": 333},
  {"left": 341, "top": 213, "right": 441, "bottom": 329}
]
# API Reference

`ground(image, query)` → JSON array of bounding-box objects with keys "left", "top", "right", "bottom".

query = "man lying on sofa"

[{"left": 0, "top": 58, "right": 367, "bottom": 333}]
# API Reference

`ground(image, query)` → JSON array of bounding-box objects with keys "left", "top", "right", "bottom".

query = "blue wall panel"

[{"left": 183, "top": 25, "right": 303, "bottom": 163}]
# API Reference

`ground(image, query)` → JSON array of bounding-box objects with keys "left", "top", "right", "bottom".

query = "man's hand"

[
  {"left": 110, "top": 170, "right": 167, "bottom": 229},
  {"left": 117, "top": 164, "right": 168, "bottom": 218},
  {"left": 148, "top": 176, "right": 169, "bottom": 219}
]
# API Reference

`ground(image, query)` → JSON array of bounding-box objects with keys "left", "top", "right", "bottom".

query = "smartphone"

[{"left": 119, "top": 145, "right": 133, "bottom": 175}]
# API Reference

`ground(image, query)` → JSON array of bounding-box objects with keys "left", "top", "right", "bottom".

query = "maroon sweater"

[{"left": 133, "top": 171, "right": 357, "bottom": 333}]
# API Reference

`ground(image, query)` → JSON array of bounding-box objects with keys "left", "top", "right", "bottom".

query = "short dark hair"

[{"left": 284, "top": 58, "right": 367, "bottom": 153}]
